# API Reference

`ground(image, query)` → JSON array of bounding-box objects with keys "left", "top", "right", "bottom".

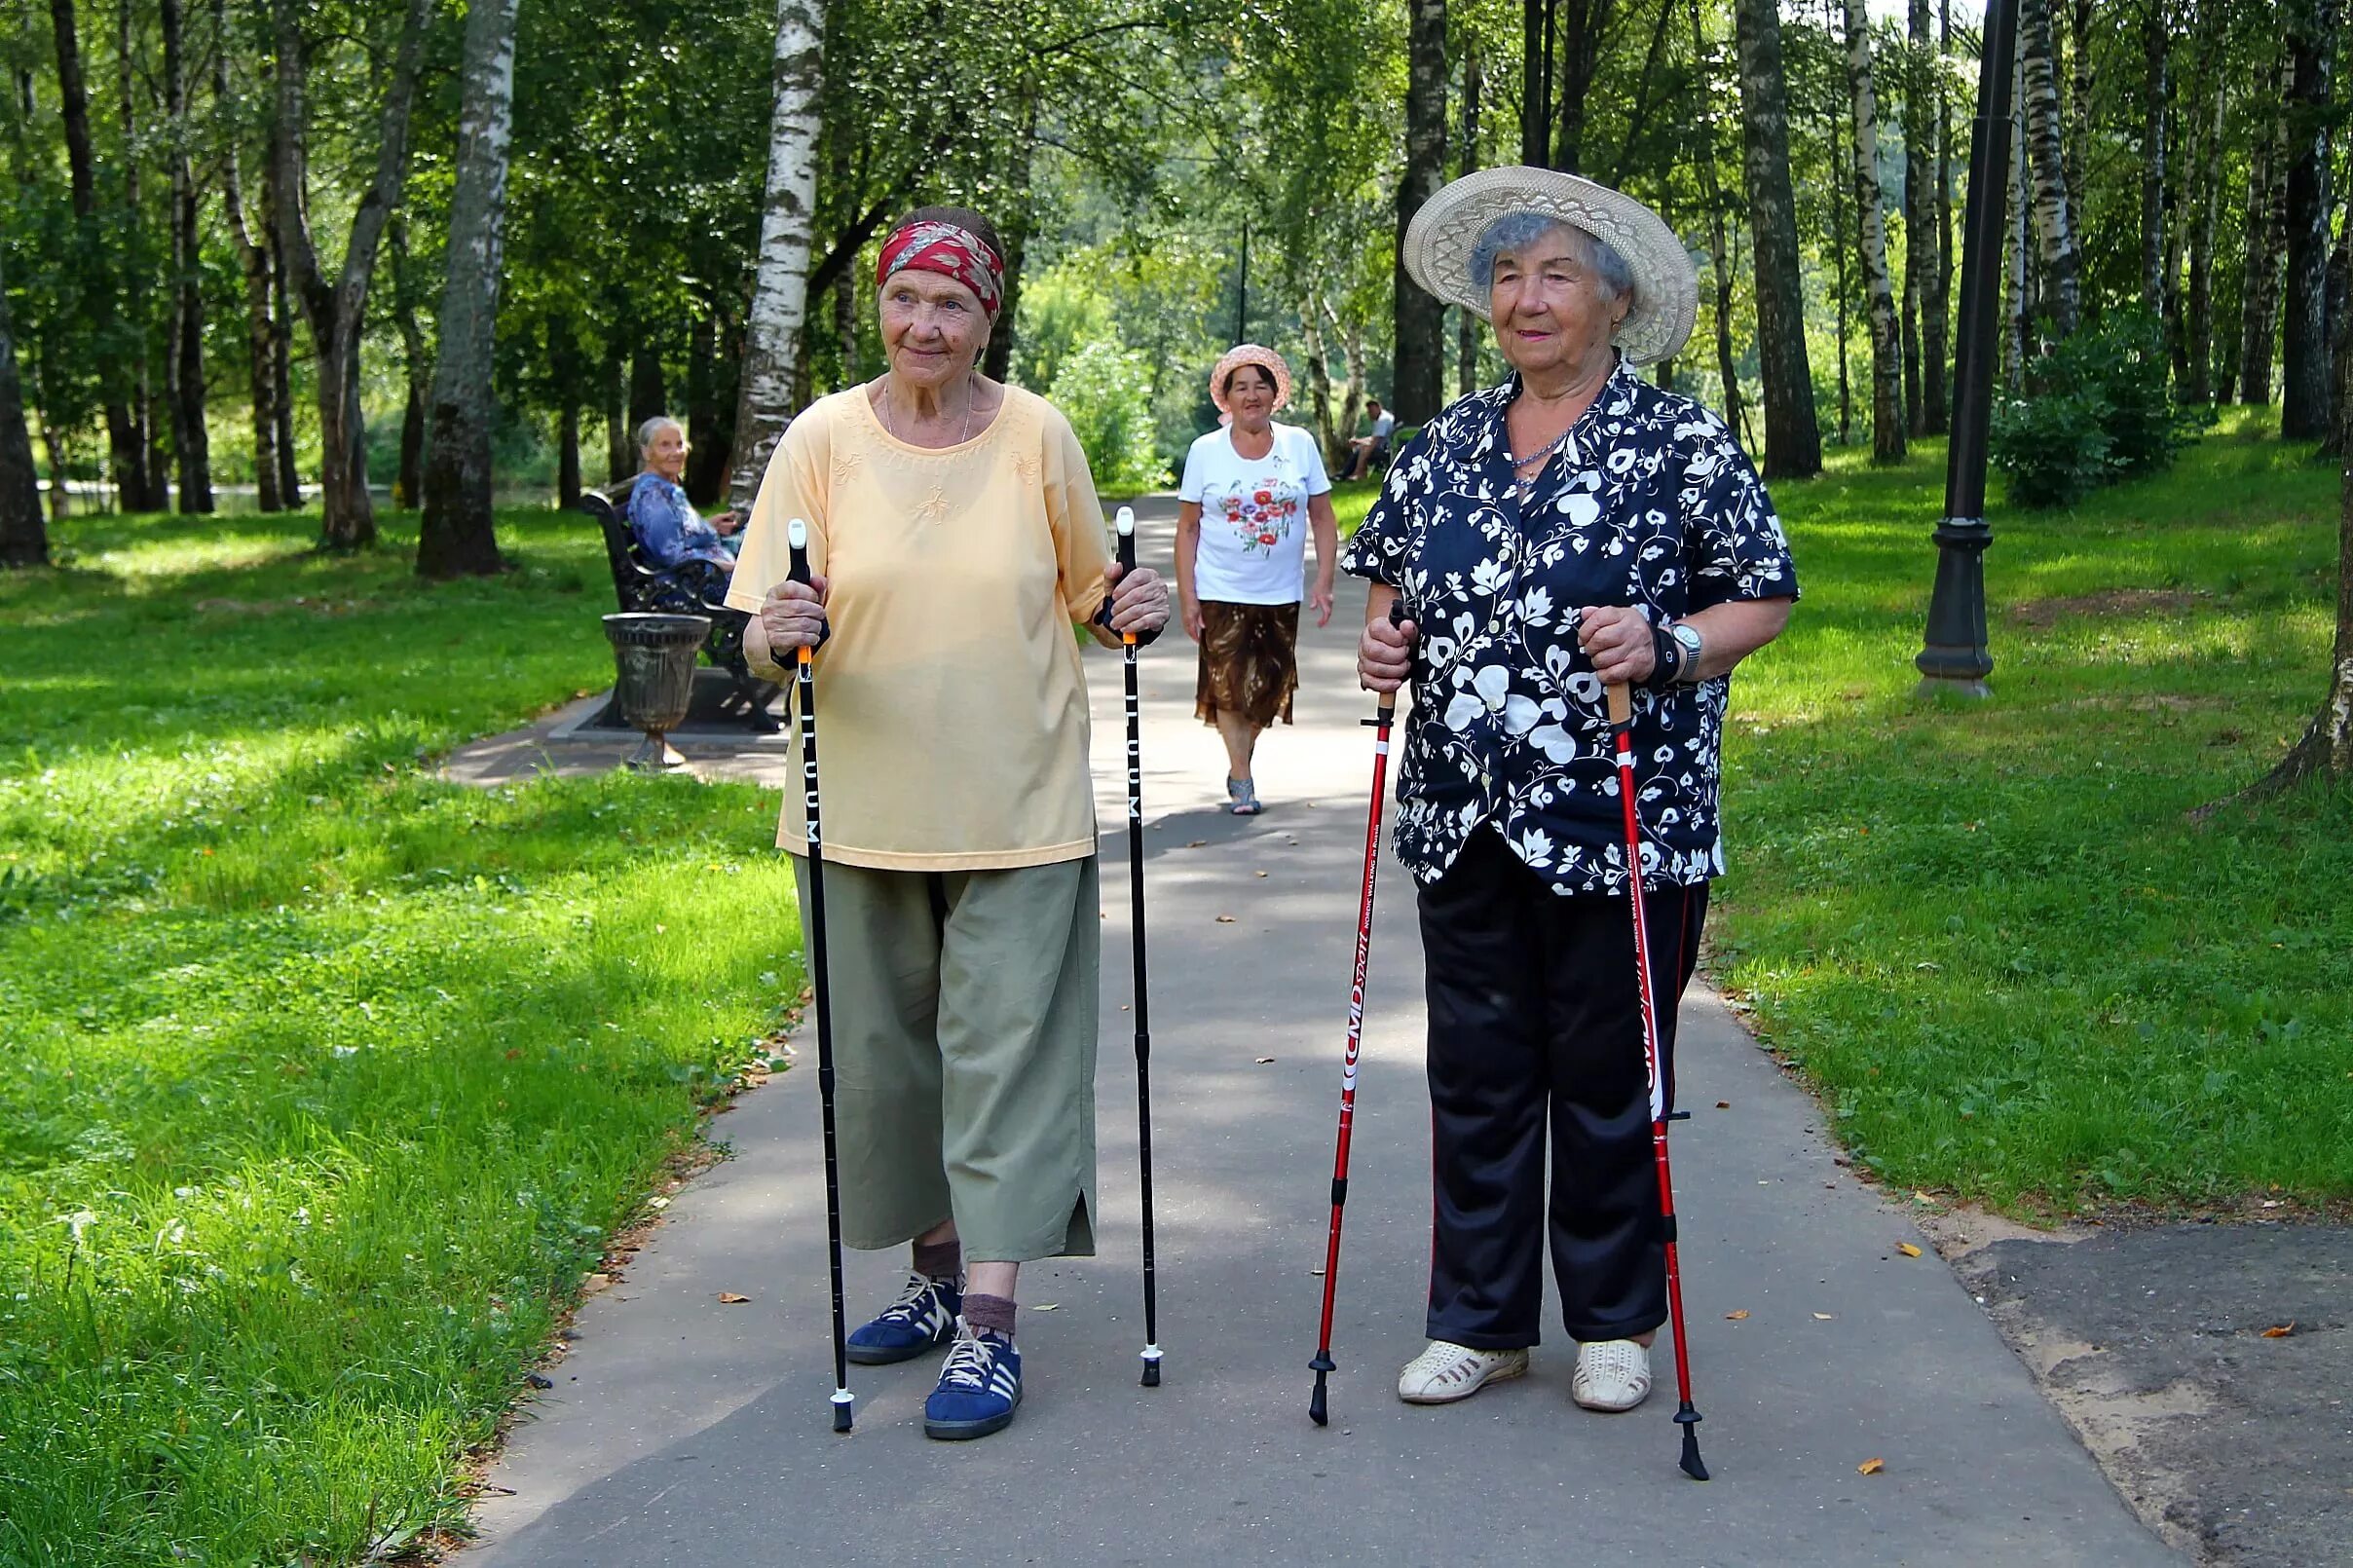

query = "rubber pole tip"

[
  {"left": 1679, "top": 1431, "right": 1707, "bottom": 1480},
  {"left": 1140, "top": 1362, "right": 1161, "bottom": 1388},
  {"left": 1308, "top": 1374, "right": 1329, "bottom": 1428},
  {"left": 833, "top": 1404, "right": 853, "bottom": 1434}
]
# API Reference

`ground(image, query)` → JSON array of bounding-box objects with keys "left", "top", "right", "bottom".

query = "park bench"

[{"left": 579, "top": 477, "right": 780, "bottom": 728}]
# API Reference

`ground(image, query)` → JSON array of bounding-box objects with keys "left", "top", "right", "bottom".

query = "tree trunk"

[
  {"left": 2008, "top": 52, "right": 2032, "bottom": 388},
  {"left": 628, "top": 346, "right": 665, "bottom": 439},
  {"left": 1825, "top": 69, "right": 1845, "bottom": 442},
  {"left": 686, "top": 310, "right": 730, "bottom": 505},
  {"left": 2240, "top": 53, "right": 2289, "bottom": 404},
  {"left": 417, "top": 0, "right": 518, "bottom": 579},
  {"left": 2185, "top": 68, "right": 2223, "bottom": 403},
  {"left": 1520, "top": 0, "right": 1550, "bottom": 167},
  {"left": 398, "top": 384, "right": 425, "bottom": 508},
  {"left": 1550, "top": 0, "right": 1616, "bottom": 174},
  {"left": 52, "top": 0, "right": 149, "bottom": 513},
  {"left": 1394, "top": 0, "right": 1449, "bottom": 422},
  {"left": 1302, "top": 303, "right": 1340, "bottom": 463},
  {"left": 0, "top": 249, "right": 47, "bottom": 567},
  {"left": 1924, "top": 0, "right": 1951, "bottom": 433},
  {"left": 1691, "top": 0, "right": 1745, "bottom": 435},
  {"left": 39, "top": 419, "right": 70, "bottom": 524},
  {"left": 2138, "top": 0, "right": 2168, "bottom": 312},
  {"left": 834, "top": 269, "right": 858, "bottom": 392},
  {"left": 389, "top": 217, "right": 429, "bottom": 507},
  {"left": 2065, "top": 0, "right": 2092, "bottom": 205},
  {"left": 272, "top": 0, "right": 432, "bottom": 549},
  {"left": 604, "top": 351, "right": 629, "bottom": 485},
  {"left": 1732, "top": 0, "right": 1820, "bottom": 478},
  {"left": 984, "top": 100, "right": 1040, "bottom": 386},
  {"left": 1844, "top": 0, "right": 1903, "bottom": 461},
  {"left": 2019, "top": 0, "right": 2081, "bottom": 336},
  {"left": 1458, "top": 38, "right": 1482, "bottom": 398},
  {"left": 270, "top": 216, "right": 300, "bottom": 505},
  {"left": 161, "top": 0, "right": 211, "bottom": 513},
  {"left": 2281, "top": 0, "right": 2338, "bottom": 440},
  {"left": 726, "top": 0, "right": 825, "bottom": 507},
  {"left": 1902, "top": 0, "right": 1933, "bottom": 437},
  {"left": 558, "top": 401, "right": 582, "bottom": 507},
  {"left": 215, "top": 1, "right": 282, "bottom": 514},
  {"left": 120, "top": 0, "right": 167, "bottom": 514}
]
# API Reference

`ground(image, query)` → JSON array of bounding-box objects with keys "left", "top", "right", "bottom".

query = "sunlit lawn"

[
  {"left": 1715, "top": 409, "right": 2353, "bottom": 1211},
  {"left": 0, "top": 507, "right": 802, "bottom": 1563}
]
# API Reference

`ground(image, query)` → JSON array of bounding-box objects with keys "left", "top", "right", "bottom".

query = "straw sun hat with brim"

[
  {"left": 1403, "top": 166, "right": 1699, "bottom": 367},
  {"left": 1208, "top": 344, "right": 1294, "bottom": 414}
]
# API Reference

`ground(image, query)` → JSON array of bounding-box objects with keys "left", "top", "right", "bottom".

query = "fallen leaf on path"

[
  {"left": 1310, "top": 1267, "right": 1326, "bottom": 1277},
  {"left": 717, "top": 1292, "right": 751, "bottom": 1305},
  {"left": 1725, "top": 1310, "right": 1749, "bottom": 1321},
  {"left": 1813, "top": 1312, "right": 1836, "bottom": 1321},
  {"left": 1215, "top": 915, "right": 1237, "bottom": 923},
  {"left": 1913, "top": 1190, "right": 1941, "bottom": 1206},
  {"left": 1255, "top": 1057, "right": 1276, "bottom": 1064},
  {"left": 1715, "top": 1100, "right": 1731, "bottom": 1109},
  {"left": 1897, "top": 1243, "right": 1923, "bottom": 1258},
  {"left": 1186, "top": 840, "right": 1208, "bottom": 848},
  {"left": 2262, "top": 1323, "right": 2296, "bottom": 1338},
  {"left": 1035, "top": 1303, "right": 1061, "bottom": 1312},
  {"left": 1255, "top": 870, "right": 1269, "bottom": 878},
  {"left": 1857, "top": 1457, "right": 1885, "bottom": 1475}
]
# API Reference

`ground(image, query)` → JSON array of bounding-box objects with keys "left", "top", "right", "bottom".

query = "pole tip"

[
  {"left": 831, "top": 1387, "right": 854, "bottom": 1434},
  {"left": 1114, "top": 505, "right": 1136, "bottom": 537},
  {"left": 1676, "top": 1401, "right": 1705, "bottom": 1478},
  {"left": 1309, "top": 1374, "right": 1329, "bottom": 1427},
  {"left": 1140, "top": 1343, "right": 1163, "bottom": 1387},
  {"left": 787, "top": 515, "right": 808, "bottom": 550}
]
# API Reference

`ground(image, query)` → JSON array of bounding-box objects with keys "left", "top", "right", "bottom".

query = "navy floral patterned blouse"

[{"left": 1339, "top": 357, "right": 1799, "bottom": 895}]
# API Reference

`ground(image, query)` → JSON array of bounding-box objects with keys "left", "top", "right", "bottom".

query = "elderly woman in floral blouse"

[{"left": 1347, "top": 168, "right": 1797, "bottom": 1419}]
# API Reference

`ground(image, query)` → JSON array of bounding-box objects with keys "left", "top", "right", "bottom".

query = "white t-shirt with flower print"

[{"left": 1178, "top": 422, "right": 1332, "bottom": 605}]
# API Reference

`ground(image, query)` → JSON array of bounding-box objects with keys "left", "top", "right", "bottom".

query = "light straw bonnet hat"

[
  {"left": 1402, "top": 166, "right": 1698, "bottom": 366},
  {"left": 1207, "top": 343, "right": 1294, "bottom": 414}
]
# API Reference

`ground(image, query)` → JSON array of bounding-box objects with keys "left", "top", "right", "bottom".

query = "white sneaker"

[
  {"left": 1396, "top": 1339, "right": 1529, "bottom": 1404},
  {"left": 1571, "top": 1339, "right": 1653, "bottom": 1412}
]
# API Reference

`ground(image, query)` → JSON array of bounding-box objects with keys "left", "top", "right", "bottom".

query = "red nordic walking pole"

[
  {"left": 1605, "top": 680, "right": 1708, "bottom": 1480},
  {"left": 1308, "top": 600, "right": 1409, "bottom": 1428},
  {"left": 787, "top": 516, "right": 855, "bottom": 1436},
  {"left": 1113, "top": 504, "right": 1164, "bottom": 1389}
]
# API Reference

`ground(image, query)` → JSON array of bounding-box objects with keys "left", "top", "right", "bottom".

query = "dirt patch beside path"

[{"left": 2009, "top": 588, "right": 2210, "bottom": 627}]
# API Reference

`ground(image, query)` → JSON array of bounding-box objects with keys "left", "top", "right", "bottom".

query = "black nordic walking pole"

[
  {"left": 1605, "top": 680, "right": 1707, "bottom": 1480},
  {"left": 1308, "top": 598, "right": 1409, "bottom": 1428},
  {"left": 787, "top": 516, "right": 855, "bottom": 1436},
  {"left": 1113, "top": 504, "right": 1164, "bottom": 1389}
]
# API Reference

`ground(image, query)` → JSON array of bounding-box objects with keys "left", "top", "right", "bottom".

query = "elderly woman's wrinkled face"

[
  {"left": 644, "top": 425, "right": 688, "bottom": 481},
  {"left": 1488, "top": 224, "right": 1629, "bottom": 382},
  {"left": 1225, "top": 366, "right": 1278, "bottom": 429},
  {"left": 879, "top": 269, "right": 992, "bottom": 390}
]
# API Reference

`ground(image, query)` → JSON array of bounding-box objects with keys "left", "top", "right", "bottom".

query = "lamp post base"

[
  {"left": 1915, "top": 517, "right": 1995, "bottom": 699},
  {"left": 1913, "top": 673, "right": 1993, "bottom": 700}
]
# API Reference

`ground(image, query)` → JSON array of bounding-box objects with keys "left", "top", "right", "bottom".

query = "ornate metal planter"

[{"left": 603, "top": 612, "right": 711, "bottom": 770}]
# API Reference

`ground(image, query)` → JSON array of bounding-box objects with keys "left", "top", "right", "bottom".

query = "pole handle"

[
  {"left": 1606, "top": 681, "right": 1631, "bottom": 727},
  {"left": 1113, "top": 506, "right": 1138, "bottom": 648},
  {"left": 1375, "top": 598, "right": 1410, "bottom": 720},
  {"left": 786, "top": 515, "right": 812, "bottom": 585}
]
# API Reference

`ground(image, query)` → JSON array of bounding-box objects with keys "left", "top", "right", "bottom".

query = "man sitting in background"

[{"left": 1339, "top": 398, "right": 1397, "bottom": 480}]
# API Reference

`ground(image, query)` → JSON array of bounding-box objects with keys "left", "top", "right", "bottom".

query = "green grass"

[
  {"left": 1716, "top": 409, "right": 2353, "bottom": 1212},
  {"left": 0, "top": 508, "right": 802, "bottom": 1564}
]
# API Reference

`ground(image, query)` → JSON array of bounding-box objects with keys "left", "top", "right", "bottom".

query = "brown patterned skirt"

[{"left": 1195, "top": 600, "right": 1300, "bottom": 729}]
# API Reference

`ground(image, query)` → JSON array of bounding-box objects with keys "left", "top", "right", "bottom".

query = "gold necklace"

[{"left": 881, "top": 372, "right": 978, "bottom": 446}]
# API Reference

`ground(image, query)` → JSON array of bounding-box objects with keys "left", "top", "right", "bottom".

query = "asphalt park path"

[{"left": 466, "top": 498, "right": 2178, "bottom": 1567}]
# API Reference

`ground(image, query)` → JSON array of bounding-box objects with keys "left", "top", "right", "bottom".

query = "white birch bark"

[
  {"left": 1845, "top": 0, "right": 1905, "bottom": 461},
  {"left": 418, "top": 0, "right": 520, "bottom": 577},
  {"left": 728, "top": 0, "right": 827, "bottom": 511},
  {"left": 2019, "top": 0, "right": 2080, "bottom": 335}
]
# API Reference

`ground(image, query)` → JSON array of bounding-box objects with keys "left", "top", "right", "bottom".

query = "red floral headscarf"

[{"left": 877, "top": 220, "right": 1005, "bottom": 315}]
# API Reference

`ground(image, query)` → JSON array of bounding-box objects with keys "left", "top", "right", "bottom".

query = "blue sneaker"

[
  {"left": 844, "top": 1272, "right": 960, "bottom": 1365},
  {"left": 923, "top": 1322, "right": 1022, "bottom": 1440}
]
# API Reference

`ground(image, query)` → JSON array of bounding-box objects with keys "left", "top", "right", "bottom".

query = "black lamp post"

[{"left": 1916, "top": 0, "right": 2020, "bottom": 698}]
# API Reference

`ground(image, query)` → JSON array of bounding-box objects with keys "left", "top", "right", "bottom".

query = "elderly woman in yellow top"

[
  {"left": 730, "top": 206, "right": 1170, "bottom": 1443},
  {"left": 1349, "top": 168, "right": 1796, "bottom": 1418}
]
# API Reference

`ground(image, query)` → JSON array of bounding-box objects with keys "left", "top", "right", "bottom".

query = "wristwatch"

[{"left": 1667, "top": 621, "right": 1704, "bottom": 683}]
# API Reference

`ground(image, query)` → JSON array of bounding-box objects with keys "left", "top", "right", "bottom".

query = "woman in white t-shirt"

[{"left": 1176, "top": 344, "right": 1339, "bottom": 815}]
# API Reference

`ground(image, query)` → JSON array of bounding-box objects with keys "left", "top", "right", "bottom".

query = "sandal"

[{"left": 1226, "top": 777, "right": 1263, "bottom": 815}]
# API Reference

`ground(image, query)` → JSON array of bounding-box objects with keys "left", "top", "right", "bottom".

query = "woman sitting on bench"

[{"left": 628, "top": 416, "right": 740, "bottom": 582}]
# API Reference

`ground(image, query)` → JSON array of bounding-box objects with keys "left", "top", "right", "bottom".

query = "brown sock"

[
  {"left": 962, "top": 1292, "right": 1016, "bottom": 1339},
  {"left": 913, "top": 1238, "right": 961, "bottom": 1285}
]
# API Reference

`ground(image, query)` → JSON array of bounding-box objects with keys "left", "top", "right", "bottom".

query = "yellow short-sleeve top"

[{"left": 726, "top": 384, "right": 1113, "bottom": 872}]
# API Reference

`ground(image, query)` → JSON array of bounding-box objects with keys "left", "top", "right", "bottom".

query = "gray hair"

[
  {"left": 635, "top": 415, "right": 686, "bottom": 451},
  {"left": 1468, "top": 213, "right": 1634, "bottom": 307}
]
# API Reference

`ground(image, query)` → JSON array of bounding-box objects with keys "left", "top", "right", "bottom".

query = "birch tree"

[
  {"left": 1845, "top": 0, "right": 1903, "bottom": 461},
  {"left": 1733, "top": 0, "right": 1820, "bottom": 478},
  {"left": 1903, "top": 0, "right": 1935, "bottom": 435},
  {"left": 160, "top": 0, "right": 210, "bottom": 512},
  {"left": 727, "top": 0, "right": 826, "bottom": 511},
  {"left": 2279, "top": 0, "right": 2338, "bottom": 440},
  {"left": 2019, "top": 0, "right": 2080, "bottom": 336},
  {"left": 0, "top": 250, "right": 45, "bottom": 567},
  {"left": 2239, "top": 50, "right": 2289, "bottom": 404},
  {"left": 272, "top": 0, "right": 435, "bottom": 549},
  {"left": 1690, "top": 0, "right": 1744, "bottom": 440},
  {"left": 212, "top": 0, "right": 283, "bottom": 513},
  {"left": 418, "top": 0, "right": 521, "bottom": 579},
  {"left": 2138, "top": 0, "right": 2168, "bottom": 312},
  {"left": 1393, "top": 0, "right": 1448, "bottom": 422}
]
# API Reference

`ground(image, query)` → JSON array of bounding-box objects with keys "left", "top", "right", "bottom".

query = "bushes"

[
  {"left": 1992, "top": 311, "right": 2203, "bottom": 508},
  {"left": 1047, "top": 340, "right": 1170, "bottom": 496}
]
